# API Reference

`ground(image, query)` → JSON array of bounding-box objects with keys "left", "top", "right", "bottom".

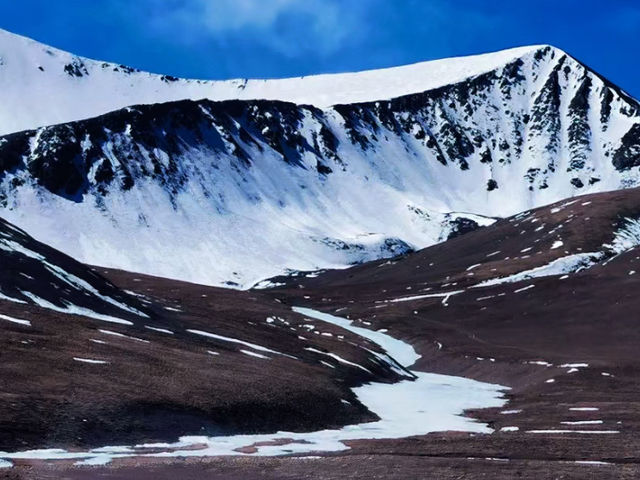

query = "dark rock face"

[
  {"left": 446, "top": 217, "right": 481, "bottom": 240},
  {"left": 613, "top": 124, "right": 640, "bottom": 171},
  {"left": 570, "top": 177, "right": 584, "bottom": 188},
  {"left": 312, "top": 236, "right": 413, "bottom": 263},
  {"left": 63, "top": 58, "right": 88, "bottom": 78},
  {"left": 567, "top": 75, "right": 592, "bottom": 171},
  {"left": 0, "top": 99, "right": 338, "bottom": 202}
]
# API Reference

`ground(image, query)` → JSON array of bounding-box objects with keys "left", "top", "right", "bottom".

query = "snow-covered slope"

[
  {"left": 0, "top": 35, "right": 639, "bottom": 287},
  {"left": 0, "top": 28, "right": 541, "bottom": 135},
  {"left": 0, "top": 217, "right": 150, "bottom": 322},
  {"left": 0, "top": 98, "right": 490, "bottom": 287}
]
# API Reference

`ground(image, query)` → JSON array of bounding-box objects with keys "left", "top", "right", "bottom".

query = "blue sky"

[{"left": 1, "top": 0, "right": 639, "bottom": 96}]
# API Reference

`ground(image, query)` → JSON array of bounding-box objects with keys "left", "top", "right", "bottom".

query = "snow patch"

[
  {"left": 73, "top": 357, "right": 108, "bottom": 365},
  {"left": 0, "top": 313, "right": 30, "bottom": 326}
]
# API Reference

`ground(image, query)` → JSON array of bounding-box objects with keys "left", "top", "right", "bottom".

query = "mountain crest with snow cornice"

[{"left": 0, "top": 31, "right": 639, "bottom": 287}]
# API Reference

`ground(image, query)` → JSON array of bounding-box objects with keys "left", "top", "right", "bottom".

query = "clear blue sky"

[{"left": 1, "top": 0, "right": 638, "bottom": 96}]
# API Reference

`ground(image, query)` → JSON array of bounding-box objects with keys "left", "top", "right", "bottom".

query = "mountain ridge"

[
  {"left": 0, "top": 32, "right": 639, "bottom": 287},
  {"left": 0, "top": 28, "right": 574, "bottom": 134},
  {"left": 2, "top": 26, "right": 640, "bottom": 477}
]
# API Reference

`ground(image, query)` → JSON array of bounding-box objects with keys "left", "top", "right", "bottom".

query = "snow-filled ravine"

[{"left": 0, "top": 307, "right": 507, "bottom": 467}]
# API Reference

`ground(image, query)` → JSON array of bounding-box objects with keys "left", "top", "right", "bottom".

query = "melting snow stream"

[{"left": 0, "top": 307, "right": 507, "bottom": 467}]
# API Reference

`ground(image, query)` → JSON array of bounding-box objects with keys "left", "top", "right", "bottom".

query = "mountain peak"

[
  {"left": 0, "top": 31, "right": 638, "bottom": 287},
  {"left": 0, "top": 28, "right": 590, "bottom": 135}
]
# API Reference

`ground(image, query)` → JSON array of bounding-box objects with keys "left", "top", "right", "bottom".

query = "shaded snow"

[
  {"left": 293, "top": 306, "right": 419, "bottom": 367},
  {"left": 2, "top": 37, "right": 635, "bottom": 289},
  {"left": 605, "top": 218, "right": 640, "bottom": 254},
  {"left": 561, "top": 420, "right": 603, "bottom": 425},
  {"left": 240, "top": 350, "right": 269, "bottom": 360},
  {"left": 187, "top": 329, "right": 296, "bottom": 359},
  {"left": 388, "top": 290, "right": 464, "bottom": 306},
  {"left": 99, "top": 329, "right": 149, "bottom": 343},
  {"left": 304, "top": 347, "right": 372, "bottom": 374},
  {"left": 473, "top": 253, "right": 601, "bottom": 288},
  {"left": 144, "top": 326, "right": 174, "bottom": 335},
  {"left": 0, "top": 313, "right": 30, "bottom": 326},
  {"left": 0, "top": 237, "right": 146, "bottom": 317},
  {"left": 19, "top": 291, "right": 134, "bottom": 326}
]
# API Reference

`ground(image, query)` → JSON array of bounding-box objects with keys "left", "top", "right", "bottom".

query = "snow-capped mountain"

[
  {"left": 0, "top": 28, "right": 541, "bottom": 135},
  {"left": 0, "top": 30, "right": 639, "bottom": 287}
]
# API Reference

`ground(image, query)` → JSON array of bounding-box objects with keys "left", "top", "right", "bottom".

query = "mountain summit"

[
  {"left": 0, "top": 31, "right": 638, "bottom": 286},
  {"left": 0, "top": 29, "right": 557, "bottom": 133}
]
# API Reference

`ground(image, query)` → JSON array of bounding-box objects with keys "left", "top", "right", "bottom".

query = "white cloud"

[
  {"left": 143, "top": 0, "right": 370, "bottom": 57},
  {"left": 197, "top": 0, "right": 302, "bottom": 31}
]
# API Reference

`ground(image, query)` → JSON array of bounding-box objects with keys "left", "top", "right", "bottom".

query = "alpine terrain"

[
  {"left": 0, "top": 27, "right": 639, "bottom": 479},
  {"left": 0, "top": 30, "right": 638, "bottom": 286}
]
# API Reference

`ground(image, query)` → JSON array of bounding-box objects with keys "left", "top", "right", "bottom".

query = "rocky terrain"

[
  {"left": 1, "top": 28, "right": 640, "bottom": 479},
  {"left": 2, "top": 188, "right": 640, "bottom": 477},
  {"left": 0, "top": 218, "right": 415, "bottom": 455}
]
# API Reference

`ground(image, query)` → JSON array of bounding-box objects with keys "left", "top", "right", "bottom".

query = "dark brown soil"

[
  {"left": 5, "top": 188, "right": 640, "bottom": 478},
  {"left": 258, "top": 188, "right": 640, "bottom": 476},
  {"left": 0, "top": 248, "right": 412, "bottom": 452}
]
